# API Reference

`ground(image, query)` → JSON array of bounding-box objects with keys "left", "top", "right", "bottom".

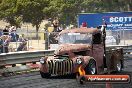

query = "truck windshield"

[{"left": 59, "top": 33, "right": 92, "bottom": 44}]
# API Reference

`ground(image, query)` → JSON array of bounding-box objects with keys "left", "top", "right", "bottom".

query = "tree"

[
  {"left": 46, "top": 0, "right": 84, "bottom": 27},
  {"left": 0, "top": 0, "right": 22, "bottom": 28},
  {"left": 16, "top": 0, "right": 50, "bottom": 37},
  {"left": 0, "top": 0, "right": 131, "bottom": 31}
]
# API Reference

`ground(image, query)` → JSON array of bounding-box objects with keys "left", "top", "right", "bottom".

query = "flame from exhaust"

[{"left": 78, "top": 65, "right": 86, "bottom": 76}]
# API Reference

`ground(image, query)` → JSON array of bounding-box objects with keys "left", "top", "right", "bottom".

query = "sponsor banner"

[
  {"left": 78, "top": 12, "right": 132, "bottom": 30},
  {"left": 103, "top": 16, "right": 132, "bottom": 30},
  {"left": 78, "top": 75, "right": 130, "bottom": 83}
]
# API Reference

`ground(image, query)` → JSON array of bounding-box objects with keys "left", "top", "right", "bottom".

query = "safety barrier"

[{"left": 0, "top": 50, "right": 55, "bottom": 76}]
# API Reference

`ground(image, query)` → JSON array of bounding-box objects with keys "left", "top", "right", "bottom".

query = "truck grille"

[{"left": 47, "top": 60, "right": 73, "bottom": 75}]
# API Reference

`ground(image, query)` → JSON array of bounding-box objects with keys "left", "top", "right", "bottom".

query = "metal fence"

[
  {"left": 106, "top": 30, "right": 132, "bottom": 45},
  {"left": 0, "top": 29, "right": 47, "bottom": 53}
]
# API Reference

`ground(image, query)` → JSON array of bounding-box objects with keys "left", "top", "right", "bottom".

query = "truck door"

[{"left": 92, "top": 32, "right": 104, "bottom": 73}]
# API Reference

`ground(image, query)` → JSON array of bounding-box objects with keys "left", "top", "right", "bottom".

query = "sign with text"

[
  {"left": 78, "top": 75, "right": 130, "bottom": 84},
  {"left": 78, "top": 12, "right": 132, "bottom": 30}
]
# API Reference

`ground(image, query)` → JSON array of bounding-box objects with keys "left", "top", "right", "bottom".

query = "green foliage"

[
  {"left": 0, "top": 0, "right": 22, "bottom": 27},
  {"left": 0, "top": 0, "right": 131, "bottom": 29},
  {"left": 16, "top": 0, "right": 49, "bottom": 27}
]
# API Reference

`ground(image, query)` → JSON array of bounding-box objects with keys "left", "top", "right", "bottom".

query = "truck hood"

[{"left": 54, "top": 44, "right": 91, "bottom": 55}]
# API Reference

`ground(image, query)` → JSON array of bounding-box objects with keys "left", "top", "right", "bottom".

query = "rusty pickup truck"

[{"left": 39, "top": 26, "right": 124, "bottom": 78}]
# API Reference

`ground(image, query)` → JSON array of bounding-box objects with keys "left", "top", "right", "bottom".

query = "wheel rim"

[
  {"left": 90, "top": 62, "right": 96, "bottom": 74},
  {"left": 117, "top": 61, "right": 121, "bottom": 71}
]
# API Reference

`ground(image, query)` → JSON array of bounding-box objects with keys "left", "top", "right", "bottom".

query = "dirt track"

[{"left": 0, "top": 58, "right": 132, "bottom": 88}]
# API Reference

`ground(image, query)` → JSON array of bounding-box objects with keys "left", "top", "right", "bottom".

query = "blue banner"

[{"left": 78, "top": 12, "right": 132, "bottom": 30}]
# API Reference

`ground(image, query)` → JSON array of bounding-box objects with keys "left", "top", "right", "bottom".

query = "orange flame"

[{"left": 78, "top": 65, "right": 86, "bottom": 76}]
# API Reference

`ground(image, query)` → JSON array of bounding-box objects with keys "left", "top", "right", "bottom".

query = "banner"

[{"left": 78, "top": 12, "right": 132, "bottom": 30}]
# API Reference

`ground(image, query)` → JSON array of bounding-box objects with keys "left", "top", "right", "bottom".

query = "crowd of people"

[{"left": 0, "top": 26, "right": 27, "bottom": 53}]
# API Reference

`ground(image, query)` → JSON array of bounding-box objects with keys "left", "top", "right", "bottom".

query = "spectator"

[
  {"left": 0, "top": 36, "right": 3, "bottom": 53},
  {"left": 52, "top": 17, "right": 59, "bottom": 32},
  {"left": 3, "top": 35, "right": 11, "bottom": 53},
  {"left": 17, "top": 35, "right": 27, "bottom": 51},
  {"left": 0, "top": 35, "right": 11, "bottom": 53},
  {"left": 3, "top": 26, "right": 9, "bottom": 35},
  {"left": 9, "top": 26, "right": 19, "bottom": 42},
  {"left": 17, "top": 35, "right": 24, "bottom": 42}
]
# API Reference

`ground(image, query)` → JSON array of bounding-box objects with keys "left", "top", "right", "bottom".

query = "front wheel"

[
  {"left": 40, "top": 71, "right": 51, "bottom": 78},
  {"left": 85, "top": 59, "right": 97, "bottom": 74},
  {"left": 76, "top": 59, "right": 97, "bottom": 84}
]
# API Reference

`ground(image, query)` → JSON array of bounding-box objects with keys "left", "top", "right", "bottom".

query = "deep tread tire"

[{"left": 40, "top": 71, "right": 51, "bottom": 78}]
